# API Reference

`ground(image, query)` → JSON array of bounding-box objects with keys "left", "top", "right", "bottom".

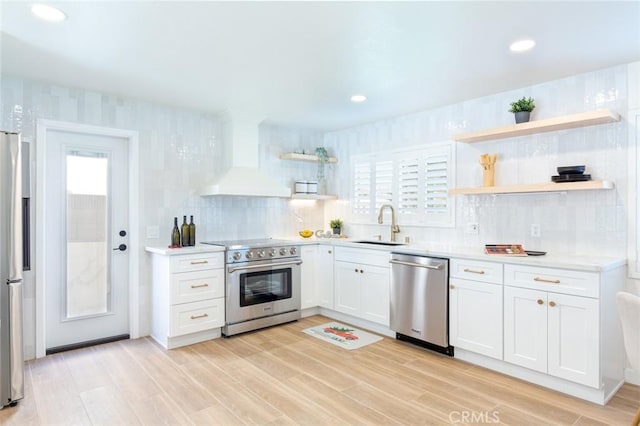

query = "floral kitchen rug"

[{"left": 302, "top": 322, "right": 383, "bottom": 350}]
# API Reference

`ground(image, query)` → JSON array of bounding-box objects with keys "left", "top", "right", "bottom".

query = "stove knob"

[
  {"left": 289, "top": 247, "right": 297, "bottom": 255},
  {"left": 279, "top": 248, "right": 287, "bottom": 256},
  {"left": 269, "top": 249, "right": 277, "bottom": 257},
  {"left": 232, "top": 252, "right": 241, "bottom": 261},
  {"left": 245, "top": 251, "right": 254, "bottom": 260},
  {"left": 257, "top": 250, "right": 265, "bottom": 258}
]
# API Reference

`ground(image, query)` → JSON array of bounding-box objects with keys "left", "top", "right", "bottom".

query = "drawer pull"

[
  {"left": 190, "top": 260, "right": 209, "bottom": 265},
  {"left": 190, "top": 313, "right": 209, "bottom": 320},
  {"left": 537, "top": 299, "right": 544, "bottom": 305},
  {"left": 450, "top": 284, "right": 455, "bottom": 289},
  {"left": 463, "top": 268, "right": 485, "bottom": 275},
  {"left": 549, "top": 301, "right": 556, "bottom": 307},
  {"left": 534, "top": 277, "right": 560, "bottom": 284},
  {"left": 190, "top": 283, "right": 209, "bottom": 289}
]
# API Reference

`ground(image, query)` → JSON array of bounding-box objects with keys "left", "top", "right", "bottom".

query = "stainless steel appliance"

[
  {"left": 389, "top": 253, "right": 453, "bottom": 355},
  {"left": 201, "top": 239, "right": 301, "bottom": 336},
  {"left": 0, "top": 131, "right": 25, "bottom": 407}
]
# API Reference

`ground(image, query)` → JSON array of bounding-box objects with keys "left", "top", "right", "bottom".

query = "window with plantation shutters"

[
  {"left": 374, "top": 160, "right": 394, "bottom": 209},
  {"left": 351, "top": 143, "right": 454, "bottom": 227},
  {"left": 352, "top": 157, "right": 373, "bottom": 221}
]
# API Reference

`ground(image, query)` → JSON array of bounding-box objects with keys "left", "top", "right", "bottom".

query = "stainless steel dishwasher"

[{"left": 389, "top": 253, "right": 453, "bottom": 355}]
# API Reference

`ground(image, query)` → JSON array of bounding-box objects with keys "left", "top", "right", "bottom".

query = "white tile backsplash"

[{"left": 323, "top": 65, "right": 629, "bottom": 257}]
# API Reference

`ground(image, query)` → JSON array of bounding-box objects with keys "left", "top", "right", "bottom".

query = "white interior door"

[{"left": 44, "top": 128, "right": 129, "bottom": 351}]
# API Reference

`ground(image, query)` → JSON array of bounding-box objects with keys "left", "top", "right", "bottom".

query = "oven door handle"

[{"left": 227, "top": 259, "right": 303, "bottom": 274}]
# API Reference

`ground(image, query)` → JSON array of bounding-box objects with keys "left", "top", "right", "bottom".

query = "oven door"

[{"left": 226, "top": 258, "right": 301, "bottom": 324}]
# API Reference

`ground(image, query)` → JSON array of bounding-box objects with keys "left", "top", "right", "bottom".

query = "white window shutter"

[
  {"left": 352, "top": 158, "right": 373, "bottom": 221},
  {"left": 374, "top": 160, "right": 394, "bottom": 210}
]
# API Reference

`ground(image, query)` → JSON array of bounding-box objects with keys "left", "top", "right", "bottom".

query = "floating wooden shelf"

[
  {"left": 279, "top": 153, "right": 338, "bottom": 163},
  {"left": 453, "top": 109, "right": 620, "bottom": 143},
  {"left": 449, "top": 180, "right": 615, "bottom": 195},
  {"left": 291, "top": 193, "right": 337, "bottom": 200}
]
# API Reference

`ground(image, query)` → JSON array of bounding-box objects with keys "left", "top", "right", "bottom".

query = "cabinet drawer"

[
  {"left": 450, "top": 259, "right": 503, "bottom": 284},
  {"left": 335, "top": 246, "right": 390, "bottom": 267},
  {"left": 504, "top": 264, "right": 599, "bottom": 298},
  {"left": 170, "top": 252, "right": 224, "bottom": 273},
  {"left": 171, "top": 269, "right": 224, "bottom": 305},
  {"left": 169, "top": 298, "right": 224, "bottom": 337}
]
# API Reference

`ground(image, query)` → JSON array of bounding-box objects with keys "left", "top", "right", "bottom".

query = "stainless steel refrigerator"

[{"left": 0, "top": 131, "right": 24, "bottom": 407}]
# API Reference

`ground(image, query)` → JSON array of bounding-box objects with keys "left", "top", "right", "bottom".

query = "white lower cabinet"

[
  {"left": 300, "top": 245, "right": 318, "bottom": 309},
  {"left": 504, "top": 265, "right": 600, "bottom": 388},
  {"left": 316, "top": 244, "right": 335, "bottom": 309},
  {"left": 148, "top": 250, "right": 226, "bottom": 349},
  {"left": 449, "top": 278, "right": 503, "bottom": 359},
  {"left": 333, "top": 247, "right": 390, "bottom": 326}
]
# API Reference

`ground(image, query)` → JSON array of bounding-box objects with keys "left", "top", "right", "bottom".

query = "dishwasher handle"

[{"left": 389, "top": 259, "right": 443, "bottom": 270}]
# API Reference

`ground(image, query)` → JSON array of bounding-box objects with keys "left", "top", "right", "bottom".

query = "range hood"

[{"left": 200, "top": 113, "right": 291, "bottom": 198}]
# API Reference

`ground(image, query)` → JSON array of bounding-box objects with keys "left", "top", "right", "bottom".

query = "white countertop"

[
  {"left": 145, "top": 244, "right": 225, "bottom": 256},
  {"left": 292, "top": 237, "right": 626, "bottom": 272}
]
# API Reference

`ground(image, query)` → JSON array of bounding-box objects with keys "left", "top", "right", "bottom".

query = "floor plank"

[{"left": 1, "top": 315, "right": 637, "bottom": 425}]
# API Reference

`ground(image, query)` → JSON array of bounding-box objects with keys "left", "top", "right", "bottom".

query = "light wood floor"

[{"left": 1, "top": 315, "right": 638, "bottom": 425}]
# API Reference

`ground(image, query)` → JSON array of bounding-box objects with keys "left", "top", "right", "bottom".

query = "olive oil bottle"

[
  {"left": 181, "top": 215, "right": 189, "bottom": 247},
  {"left": 171, "top": 217, "right": 181, "bottom": 247},
  {"left": 188, "top": 215, "right": 196, "bottom": 246}
]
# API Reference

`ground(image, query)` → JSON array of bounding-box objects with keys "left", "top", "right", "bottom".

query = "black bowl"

[{"left": 557, "top": 165, "right": 585, "bottom": 175}]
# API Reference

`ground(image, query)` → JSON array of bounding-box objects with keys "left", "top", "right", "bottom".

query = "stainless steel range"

[{"left": 201, "top": 239, "right": 301, "bottom": 336}]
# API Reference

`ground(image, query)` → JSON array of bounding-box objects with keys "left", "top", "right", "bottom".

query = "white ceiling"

[{"left": 2, "top": 1, "right": 639, "bottom": 131}]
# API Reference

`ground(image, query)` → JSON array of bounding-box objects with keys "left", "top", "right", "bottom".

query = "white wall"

[
  {"left": 323, "top": 65, "right": 630, "bottom": 259},
  {"left": 0, "top": 78, "right": 325, "bottom": 358}
]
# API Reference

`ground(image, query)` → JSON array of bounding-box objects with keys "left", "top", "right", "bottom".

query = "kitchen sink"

[{"left": 353, "top": 240, "right": 406, "bottom": 246}]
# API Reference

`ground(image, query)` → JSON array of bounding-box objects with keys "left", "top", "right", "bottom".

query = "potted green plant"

[
  {"left": 509, "top": 96, "right": 535, "bottom": 123},
  {"left": 329, "top": 218, "right": 343, "bottom": 235}
]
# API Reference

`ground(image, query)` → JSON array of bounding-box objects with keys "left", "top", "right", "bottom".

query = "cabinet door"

[
  {"left": 300, "top": 245, "right": 317, "bottom": 309},
  {"left": 547, "top": 294, "right": 600, "bottom": 388},
  {"left": 316, "top": 245, "right": 335, "bottom": 309},
  {"left": 360, "top": 265, "right": 390, "bottom": 326},
  {"left": 449, "top": 278, "right": 503, "bottom": 359},
  {"left": 334, "top": 261, "right": 360, "bottom": 316},
  {"left": 504, "top": 286, "right": 547, "bottom": 373}
]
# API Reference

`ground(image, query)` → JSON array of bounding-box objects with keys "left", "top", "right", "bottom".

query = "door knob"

[{"left": 113, "top": 244, "right": 127, "bottom": 251}]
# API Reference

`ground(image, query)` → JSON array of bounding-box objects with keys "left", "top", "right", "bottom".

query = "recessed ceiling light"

[
  {"left": 350, "top": 94, "right": 367, "bottom": 103},
  {"left": 509, "top": 39, "right": 535, "bottom": 53},
  {"left": 31, "top": 4, "right": 67, "bottom": 22}
]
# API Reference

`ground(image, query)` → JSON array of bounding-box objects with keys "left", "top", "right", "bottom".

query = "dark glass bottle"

[
  {"left": 181, "top": 216, "right": 189, "bottom": 247},
  {"left": 171, "top": 217, "right": 181, "bottom": 247},
  {"left": 188, "top": 215, "right": 196, "bottom": 246}
]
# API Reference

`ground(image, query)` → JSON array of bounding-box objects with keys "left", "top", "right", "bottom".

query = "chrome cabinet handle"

[
  {"left": 534, "top": 277, "right": 560, "bottom": 284},
  {"left": 389, "top": 259, "right": 442, "bottom": 270},
  {"left": 190, "top": 260, "right": 209, "bottom": 265},
  {"left": 190, "top": 283, "right": 209, "bottom": 289},
  {"left": 463, "top": 268, "right": 485, "bottom": 274}
]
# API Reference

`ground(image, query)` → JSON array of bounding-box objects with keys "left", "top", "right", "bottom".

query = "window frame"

[{"left": 350, "top": 141, "right": 456, "bottom": 228}]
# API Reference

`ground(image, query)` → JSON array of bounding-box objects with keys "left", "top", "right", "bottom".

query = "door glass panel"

[
  {"left": 65, "top": 151, "right": 110, "bottom": 319},
  {"left": 240, "top": 268, "right": 292, "bottom": 306}
]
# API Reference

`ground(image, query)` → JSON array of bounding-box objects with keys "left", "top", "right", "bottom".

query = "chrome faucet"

[{"left": 377, "top": 204, "right": 400, "bottom": 242}]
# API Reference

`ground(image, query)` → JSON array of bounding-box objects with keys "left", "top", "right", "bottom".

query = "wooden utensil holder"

[{"left": 483, "top": 165, "right": 495, "bottom": 187}]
